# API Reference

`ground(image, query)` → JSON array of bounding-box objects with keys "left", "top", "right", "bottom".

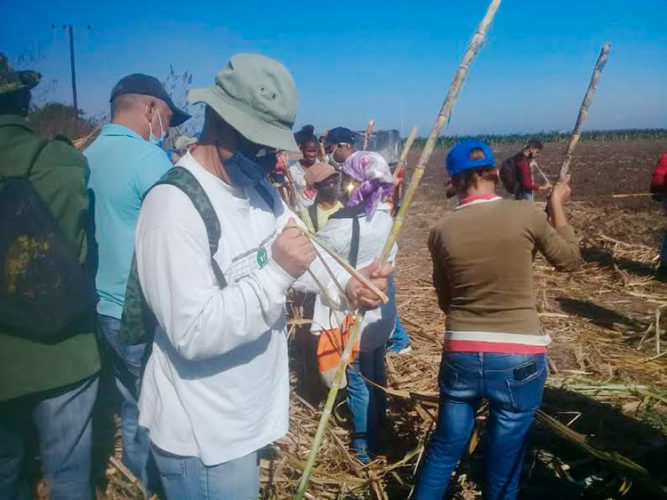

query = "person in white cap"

[{"left": 132, "top": 53, "right": 392, "bottom": 498}]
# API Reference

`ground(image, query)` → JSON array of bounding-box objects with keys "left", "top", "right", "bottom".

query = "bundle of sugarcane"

[
  {"left": 362, "top": 118, "right": 375, "bottom": 150},
  {"left": 73, "top": 125, "right": 101, "bottom": 150}
]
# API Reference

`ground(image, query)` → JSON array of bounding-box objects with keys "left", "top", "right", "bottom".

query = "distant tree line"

[
  {"left": 28, "top": 103, "right": 95, "bottom": 142},
  {"left": 416, "top": 129, "right": 667, "bottom": 148},
  {"left": 23, "top": 101, "right": 667, "bottom": 150}
]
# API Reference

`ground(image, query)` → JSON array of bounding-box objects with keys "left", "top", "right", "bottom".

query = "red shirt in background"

[
  {"left": 516, "top": 156, "right": 540, "bottom": 191},
  {"left": 650, "top": 153, "right": 667, "bottom": 196}
]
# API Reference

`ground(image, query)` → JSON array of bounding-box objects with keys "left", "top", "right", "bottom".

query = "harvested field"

[{"left": 96, "top": 139, "right": 667, "bottom": 499}]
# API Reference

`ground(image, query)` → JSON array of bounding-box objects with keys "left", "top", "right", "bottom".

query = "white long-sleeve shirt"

[{"left": 136, "top": 153, "right": 346, "bottom": 465}]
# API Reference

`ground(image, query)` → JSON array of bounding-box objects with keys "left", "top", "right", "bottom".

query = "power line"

[{"left": 68, "top": 25, "right": 78, "bottom": 112}]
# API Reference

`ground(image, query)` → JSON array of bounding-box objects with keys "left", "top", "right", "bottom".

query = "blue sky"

[{"left": 2, "top": 0, "right": 666, "bottom": 136}]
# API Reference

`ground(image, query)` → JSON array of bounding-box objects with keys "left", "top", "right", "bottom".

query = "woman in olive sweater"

[{"left": 416, "top": 139, "right": 581, "bottom": 500}]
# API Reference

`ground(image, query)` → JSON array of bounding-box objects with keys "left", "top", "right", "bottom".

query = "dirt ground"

[
  {"left": 385, "top": 138, "right": 667, "bottom": 499},
  {"left": 93, "top": 139, "right": 667, "bottom": 499}
]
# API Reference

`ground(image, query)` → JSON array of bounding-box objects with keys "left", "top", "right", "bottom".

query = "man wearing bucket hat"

[
  {"left": 133, "top": 53, "right": 392, "bottom": 497},
  {"left": 0, "top": 54, "right": 100, "bottom": 499},
  {"left": 415, "top": 139, "right": 581, "bottom": 499},
  {"left": 85, "top": 73, "right": 190, "bottom": 489}
]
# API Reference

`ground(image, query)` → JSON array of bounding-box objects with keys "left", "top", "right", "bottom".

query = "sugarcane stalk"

[
  {"left": 559, "top": 43, "right": 611, "bottom": 179},
  {"left": 534, "top": 410, "right": 666, "bottom": 496},
  {"left": 392, "top": 125, "right": 419, "bottom": 182},
  {"left": 363, "top": 118, "right": 375, "bottom": 150},
  {"left": 286, "top": 224, "right": 389, "bottom": 304},
  {"left": 531, "top": 159, "right": 551, "bottom": 185},
  {"left": 293, "top": 1, "right": 501, "bottom": 497},
  {"left": 318, "top": 140, "right": 326, "bottom": 162},
  {"left": 611, "top": 193, "right": 652, "bottom": 198}
]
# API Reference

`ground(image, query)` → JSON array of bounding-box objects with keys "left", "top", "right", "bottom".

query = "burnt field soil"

[{"left": 385, "top": 139, "right": 667, "bottom": 499}]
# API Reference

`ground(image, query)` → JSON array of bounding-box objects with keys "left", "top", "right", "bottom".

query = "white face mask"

[
  {"left": 147, "top": 107, "right": 166, "bottom": 148},
  {"left": 328, "top": 143, "right": 342, "bottom": 169}
]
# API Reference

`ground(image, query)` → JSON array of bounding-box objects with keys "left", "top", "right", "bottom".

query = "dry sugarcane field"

[{"left": 64, "top": 137, "right": 665, "bottom": 500}]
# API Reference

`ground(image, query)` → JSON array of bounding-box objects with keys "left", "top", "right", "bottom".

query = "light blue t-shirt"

[{"left": 86, "top": 124, "right": 172, "bottom": 319}]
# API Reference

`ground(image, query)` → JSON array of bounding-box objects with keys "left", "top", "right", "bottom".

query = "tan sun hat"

[
  {"left": 188, "top": 53, "right": 299, "bottom": 152},
  {"left": 304, "top": 162, "right": 337, "bottom": 189}
]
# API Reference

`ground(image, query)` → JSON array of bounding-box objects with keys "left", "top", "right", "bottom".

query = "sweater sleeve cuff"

[{"left": 258, "top": 259, "right": 296, "bottom": 297}]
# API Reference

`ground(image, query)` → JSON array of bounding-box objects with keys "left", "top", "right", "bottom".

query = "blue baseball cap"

[{"left": 445, "top": 139, "right": 495, "bottom": 177}]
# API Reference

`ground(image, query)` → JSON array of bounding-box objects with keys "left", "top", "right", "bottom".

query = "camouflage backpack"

[
  {"left": 119, "top": 166, "right": 275, "bottom": 345},
  {"left": 0, "top": 138, "right": 96, "bottom": 342}
]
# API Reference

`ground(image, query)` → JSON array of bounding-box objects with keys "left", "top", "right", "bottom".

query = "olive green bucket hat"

[
  {"left": 0, "top": 54, "right": 41, "bottom": 94},
  {"left": 188, "top": 53, "right": 299, "bottom": 152}
]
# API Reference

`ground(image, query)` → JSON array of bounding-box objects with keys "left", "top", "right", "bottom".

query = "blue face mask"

[{"left": 224, "top": 150, "right": 276, "bottom": 187}]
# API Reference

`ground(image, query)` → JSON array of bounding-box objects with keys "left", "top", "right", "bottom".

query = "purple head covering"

[{"left": 342, "top": 152, "right": 394, "bottom": 218}]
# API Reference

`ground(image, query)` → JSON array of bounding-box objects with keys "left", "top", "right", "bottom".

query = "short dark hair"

[
  {"left": 526, "top": 138, "right": 543, "bottom": 150},
  {"left": 110, "top": 93, "right": 148, "bottom": 120},
  {"left": 0, "top": 88, "right": 31, "bottom": 116}
]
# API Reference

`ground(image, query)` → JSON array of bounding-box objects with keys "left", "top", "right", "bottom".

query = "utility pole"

[{"left": 67, "top": 24, "right": 78, "bottom": 113}]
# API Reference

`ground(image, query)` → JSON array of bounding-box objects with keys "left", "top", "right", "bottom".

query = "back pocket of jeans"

[{"left": 507, "top": 362, "right": 547, "bottom": 412}]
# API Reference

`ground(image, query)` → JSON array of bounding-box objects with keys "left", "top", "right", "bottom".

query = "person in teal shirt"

[{"left": 85, "top": 73, "right": 189, "bottom": 490}]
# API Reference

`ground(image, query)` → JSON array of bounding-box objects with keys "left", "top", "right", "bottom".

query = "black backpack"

[
  {"left": 0, "top": 141, "right": 96, "bottom": 342},
  {"left": 120, "top": 166, "right": 276, "bottom": 345},
  {"left": 499, "top": 152, "right": 522, "bottom": 195}
]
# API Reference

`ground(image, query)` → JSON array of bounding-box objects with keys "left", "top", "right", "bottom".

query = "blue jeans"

[
  {"left": 151, "top": 443, "right": 259, "bottom": 499},
  {"left": 0, "top": 376, "right": 98, "bottom": 500},
  {"left": 96, "top": 315, "right": 153, "bottom": 488},
  {"left": 660, "top": 228, "right": 667, "bottom": 267},
  {"left": 415, "top": 352, "right": 547, "bottom": 500},
  {"left": 346, "top": 344, "right": 387, "bottom": 461},
  {"left": 387, "top": 315, "right": 411, "bottom": 352},
  {"left": 515, "top": 189, "right": 534, "bottom": 202}
]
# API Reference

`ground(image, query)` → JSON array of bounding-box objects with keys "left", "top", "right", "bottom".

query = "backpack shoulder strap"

[
  {"left": 120, "top": 167, "right": 227, "bottom": 345},
  {"left": 152, "top": 167, "right": 227, "bottom": 288},
  {"left": 348, "top": 215, "right": 361, "bottom": 268},
  {"left": 308, "top": 203, "right": 319, "bottom": 232},
  {"left": 26, "top": 139, "right": 49, "bottom": 177}
]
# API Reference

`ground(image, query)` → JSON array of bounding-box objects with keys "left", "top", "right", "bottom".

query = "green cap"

[
  {"left": 0, "top": 54, "right": 41, "bottom": 95},
  {"left": 188, "top": 53, "right": 299, "bottom": 152}
]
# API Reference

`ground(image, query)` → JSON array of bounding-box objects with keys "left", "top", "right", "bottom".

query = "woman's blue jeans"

[
  {"left": 346, "top": 345, "right": 387, "bottom": 458},
  {"left": 415, "top": 352, "right": 547, "bottom": 500}
]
